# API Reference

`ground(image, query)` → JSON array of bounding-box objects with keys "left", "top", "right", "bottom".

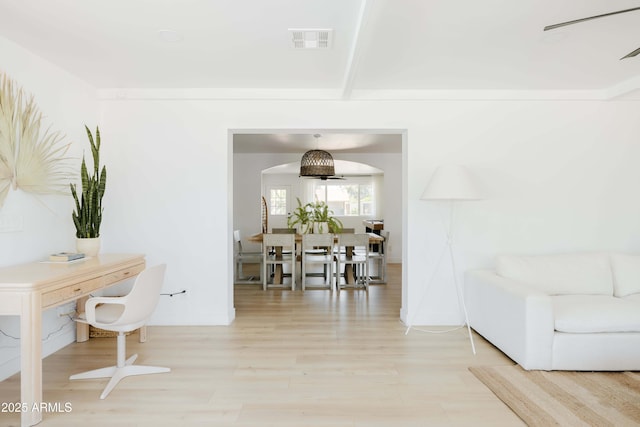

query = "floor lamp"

[{"left": 405, "top": 165, "right": 481, "bottom": 355}]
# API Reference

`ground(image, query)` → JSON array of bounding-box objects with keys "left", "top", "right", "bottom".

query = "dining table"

[{"left": 248, "top": 232, "right": 384, "bottom": 285}]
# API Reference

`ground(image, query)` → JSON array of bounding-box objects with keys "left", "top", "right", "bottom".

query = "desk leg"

[
  {"left": 21, "top": 292, "right": 43, "bottom": 427},
  {"left": 139, "top": 326, "right": 147, "bottom": 343},
  {"left": 75, "top": 295, "right": 89, "bottom": 343}
]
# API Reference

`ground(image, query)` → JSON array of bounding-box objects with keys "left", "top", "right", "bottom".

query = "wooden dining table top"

[{"left": 248, "top": 232, "right": 384, "bottom": 243}]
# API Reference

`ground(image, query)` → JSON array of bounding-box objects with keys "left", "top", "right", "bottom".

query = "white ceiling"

[
  {"left": 233, "top": 133, "right": 402, "bottom": 153},
  {"left": 2, "top": 0, "right": 639, "bottom": 153},
  {"left": 2, "top": 0, "right": 640, "bottom": 95}
]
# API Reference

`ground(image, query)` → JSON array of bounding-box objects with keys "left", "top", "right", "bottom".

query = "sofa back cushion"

[
  {"left": 496, "top": 253, "right": 613, "bottom": 296},
  {"left": 610, "top": 253, "right": 640, "bottom": 297}
]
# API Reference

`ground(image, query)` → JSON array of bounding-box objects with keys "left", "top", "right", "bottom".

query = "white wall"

[
  {"left": 406, "top": 100, "right": 640, "bottom": 324},
  {"left": 0, "top": 36, "right": 97, "bottom": 380},
  {"left": 99, "top": 96, "right": 640, "bottom": 329}
]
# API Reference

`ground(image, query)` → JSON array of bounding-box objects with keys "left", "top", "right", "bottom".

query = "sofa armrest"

[{"left": 464, "top": 269, "right": 554, "bottom": 370}]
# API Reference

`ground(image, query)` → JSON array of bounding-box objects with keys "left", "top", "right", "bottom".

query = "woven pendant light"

[{"left": 300, "top": 149, "right": 335, "bottom": 177}]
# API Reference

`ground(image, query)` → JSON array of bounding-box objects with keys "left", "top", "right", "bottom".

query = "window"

[
  {"left": 311, "top": 177, "right": 375, "bottom": 217},
  {"left": 268, "top": 186, "right": 289, "bottom": 215}
]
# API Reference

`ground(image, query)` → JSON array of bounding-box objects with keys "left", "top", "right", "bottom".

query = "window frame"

[
  {"left": 310, "top": 176, "right": 375, "bottom": 217},
  {"left": 266, "top": 185, "right": 290, "bottom": 217}
]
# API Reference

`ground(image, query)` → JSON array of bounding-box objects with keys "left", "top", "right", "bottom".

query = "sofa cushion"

[
  {"left": 610, "top": 253, "right": 640, "bottom": 297},
  {"left": 552, "top": 295, "right": 640, "bottom": 333},
  {"left": 496, "top": 253, "right": 613, "bottom": 296},
  {"left": 623, "top": 293, "right": 640, "bottom": 303}
]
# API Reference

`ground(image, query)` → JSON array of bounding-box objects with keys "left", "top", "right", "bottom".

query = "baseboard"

[{"left": 399, "top": 307, "right": 407, "bottom": 324}]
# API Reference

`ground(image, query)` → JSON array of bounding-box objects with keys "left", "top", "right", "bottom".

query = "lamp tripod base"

[{"left": 404, "top": 241, "right": 476, "bottom": 355}]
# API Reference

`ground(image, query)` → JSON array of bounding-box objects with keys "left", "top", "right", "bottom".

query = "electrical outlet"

[{"left": 0, "top": 214, "right": 23, "bottom": 232}]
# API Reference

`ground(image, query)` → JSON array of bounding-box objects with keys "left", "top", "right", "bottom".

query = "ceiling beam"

[{"left": 341, "top": 0, "right": 373, "bottom": 100}]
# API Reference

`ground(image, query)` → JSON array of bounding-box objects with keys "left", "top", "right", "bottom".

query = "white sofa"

[{"left": 464, "top": 253, "right": 640, "bottom": 371}]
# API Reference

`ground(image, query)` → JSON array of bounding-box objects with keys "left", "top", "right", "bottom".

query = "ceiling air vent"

[{"left": 288, "top": 28, "right": 333, "bottom": 49}]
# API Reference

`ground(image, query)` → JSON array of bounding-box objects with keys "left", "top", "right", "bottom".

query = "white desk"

[{"left": 0, "top": 253, "right": 145, "bottom": 427}]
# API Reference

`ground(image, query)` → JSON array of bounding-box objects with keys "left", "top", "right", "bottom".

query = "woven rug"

[{"left": 469, "top": 365, "right": 640, "bottom": 427}]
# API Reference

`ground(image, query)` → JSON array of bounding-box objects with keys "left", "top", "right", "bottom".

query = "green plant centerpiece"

[
  {"left": 287, "top": 197, "right": 343, "bottom": 234},
  {"left": 70, "top": 126, "right": 106, "bottom": 254}
]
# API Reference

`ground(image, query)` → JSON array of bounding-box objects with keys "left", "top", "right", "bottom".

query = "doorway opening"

[{"left": 230, "top": 129, "right": 406, "bottom": 317}]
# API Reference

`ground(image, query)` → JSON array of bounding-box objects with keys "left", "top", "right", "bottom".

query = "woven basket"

[{"left": 89, "top": 326, "right": 132, "bottom": 338}]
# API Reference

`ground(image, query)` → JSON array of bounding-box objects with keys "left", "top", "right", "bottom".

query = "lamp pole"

[
  {"left": 404, "top": 165, "right": 481, "bottom": 355},
  {"left": 446, "top": 201, "right": 476, "bottom": 354}
]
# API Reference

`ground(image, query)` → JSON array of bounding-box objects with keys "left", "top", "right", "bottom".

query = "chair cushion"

[
  {"left": 552, "top": 295, "right": 640, "bottom": 333},
  {"left": 610, "top": 253, "right": 640, "bottom": 297},
  {"left": 95, "top": 303, "right": 126, "bottom": 325},
  {"left": 496, "top": 253, "right": 613, "bottom": 295}
]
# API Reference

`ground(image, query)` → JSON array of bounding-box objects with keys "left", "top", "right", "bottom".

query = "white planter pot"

[
  {"left": 76, "top": 237, "right": 101, "bottom": 257},
  {"left": 314, "top": 222, "right": 329, "bottom": 234}
]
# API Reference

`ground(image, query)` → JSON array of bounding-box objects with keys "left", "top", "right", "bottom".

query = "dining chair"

[
  {"left": 270, "top": 228, "right": 296, "bottom": 279},
  {"left": 262, "top": 233, "right": 296, "bottom": 290},
  {"left": 335, "top": 233, "right": 369, "bottom": 291},
  {"left": 301, "top": 233, "right": 334, "bottom": 291},
  {"left": 333, "top": 228, "right": 354, "bottom": 255},
  {"left": 69, "top": 264, "right": 170, "bottom": 399},
  {"left": 234, "top": 230, "right": 262, "bottom": 284},
  {"left": 261, "top": 196, "right": 268, "bottom": 234},
  {"left": 367, "top": 230, "right": 389, "bottom": 284}
]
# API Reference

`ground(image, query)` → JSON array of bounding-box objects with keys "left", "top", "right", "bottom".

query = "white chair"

[
  {"left": 367, "top": 231, "right": 389, "bottom": 284},
  {"left": 301, "top": 233, "right": 334, "bottom": 291},
  {"left": 269, "top": 228, "right": 296, "bottom": 281},
  {"left": 234, "top": 230, "right": 262, "bottom": 284},
  {"left": 69, "top": 264, "right": 170, "bottom": 399},
  {"left": 263, "top": 233, "right": 296, "bottom": 290},
  {"left": 335, "top": 233, "right": 369, "bottom": 291}
]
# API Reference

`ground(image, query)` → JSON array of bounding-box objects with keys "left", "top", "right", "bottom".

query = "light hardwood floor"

[{"left": 0, "top": 264, "right": 523, "bottom": 426}]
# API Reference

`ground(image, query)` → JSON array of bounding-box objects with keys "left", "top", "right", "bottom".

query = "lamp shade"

[
  {"left": 300, "top": 149, "right": 335, "bottom": 177},
  {"left": 420, "top": 165, "right": 482, "bottom": 201}
]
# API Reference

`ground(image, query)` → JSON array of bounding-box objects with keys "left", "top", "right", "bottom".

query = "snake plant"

[{"left": 70, "top": 126, "right": 106, "bottom": 238}]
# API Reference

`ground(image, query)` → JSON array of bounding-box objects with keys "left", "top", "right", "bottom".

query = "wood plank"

[{"left": 0, "top": 264, "right": 523, "bottom": 426}]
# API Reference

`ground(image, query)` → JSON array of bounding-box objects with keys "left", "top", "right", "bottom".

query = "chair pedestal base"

[
  {"left": 71, "top": 354, "right": 170, "bottom": 399},
  {"left": 70, "top": 333, "right": 171, "bottom": 399}
]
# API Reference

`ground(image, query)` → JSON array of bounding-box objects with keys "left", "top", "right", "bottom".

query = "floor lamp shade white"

[{"left": 409, "top": 165, "right": 482, "bottom": 354}]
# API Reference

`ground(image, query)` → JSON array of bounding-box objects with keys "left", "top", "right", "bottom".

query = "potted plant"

[
  {"left": 311, "top": 200, "right": 343, "bottom": 233},
  {"left": 287, "top": 198, "right": 314, "bottom": 234},
  {"left": 70, "top": 125, "right": 106, "bottom": 256},
  {"left": 287, "top": 197, "right": 342, "bottom": 234}
]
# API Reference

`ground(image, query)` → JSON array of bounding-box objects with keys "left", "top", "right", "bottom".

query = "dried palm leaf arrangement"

[{"left": 0, "top": 72, "right": 73, "bottom": 207}]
